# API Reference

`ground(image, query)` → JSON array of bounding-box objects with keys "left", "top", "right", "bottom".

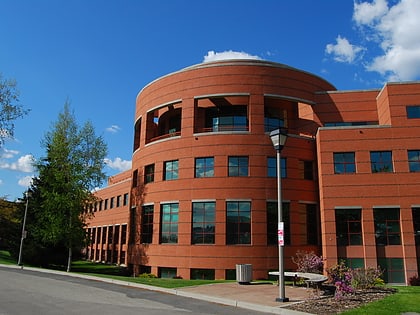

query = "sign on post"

[{"left": 278, "top": 222, "right": 284, "bottom": 246}]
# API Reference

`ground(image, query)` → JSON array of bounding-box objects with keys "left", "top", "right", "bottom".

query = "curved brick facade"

[
  {"left": 129, "top": 60, "right": 335, "bottom": 280},
  {"left": 87, "top": 59, "right": 420, "bottom": 284}
]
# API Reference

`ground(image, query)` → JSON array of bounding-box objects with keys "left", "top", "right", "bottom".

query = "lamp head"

[{"left": 269, "top": 128, "right": 288, "bottom": 151}]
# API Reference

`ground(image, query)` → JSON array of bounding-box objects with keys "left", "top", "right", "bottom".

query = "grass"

[
  {"left": 0, "top": 250, "right": 16, "bottom": 265},
  {"left": 340, "top": 286, "right": 420, "bottom": 314}
]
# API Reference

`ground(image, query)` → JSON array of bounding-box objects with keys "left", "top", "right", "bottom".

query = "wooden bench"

[{"left": 269, "top": 271, "right": 328, "bottom": 288}]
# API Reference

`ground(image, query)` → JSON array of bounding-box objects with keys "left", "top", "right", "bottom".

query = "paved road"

[{"left": 0, "top": 267, "right": 266, "bottom": 315}]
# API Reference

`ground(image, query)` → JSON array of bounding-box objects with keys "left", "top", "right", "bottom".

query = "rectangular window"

[
  {"left": 228, "top": 156, "right": 248, "bottom": 177},
  {"left": 374, "top": 208, "right": 401, "bottom": 245},
  {"left": 335, "top": 209, "right": 363, "bottom": 246},
  {"left": 104, "top": 199, "right": 108, "bottom": 210},
  {"left": 123, "top": 193, "right": 129, "bottom": 206},
  {"left": 406, "top": 105, "right": 420, "bottom": 118},
  {"left": 370, "top": 151, "right": 393, "bottom": 173},
  {"left": 110, "top": 197, "right": 114, "bottom": 209},
  {"left": 377, "top": 258, "right": 405, "bottom": 283},
  {"left": 121, "top": 224, "right": 127, "bottom": 244},
  {"left": 159, "top": 267, "right": 177, "bottom": 278},
  {"left": 413, "top": 207, "right": 420, "bottom": 246},
  {"left": 160, "top": 203, "right": 179, "bottom": 243},
  {"left": 164, "top": 160, "right": 179, "bottom": 180},
  {"left": 190, "top": 269, "right": 215, "bottom": 280},
  {"left": 334, "top": 152, "right": 356, "bottom": 174},
  {"left": 141, "top": 205, "right": 154, "bottom": 244},
  {"left": 132, "top": 169, "right": 138, "bottom": 188},
  {"left": 300, "top": 160, "right": 314, "bottom": 179},
  {"left": 116, "top": 195, "right": 121, "bottom": 207},
  {"left": 408, "top": 150, "right": 420, "bottom": 172},
  {"left": 192, "top": 202, "right": 215, "bottom": 244},
  {"left": 195, "top": 157, "right": 214, "bottom": 178},
  {"left": 267, "top": 201, "right": 290, "bottom": 245},
  {"left": 129, "top": 207, "right": 137, "bottom": 244},
  {"left": 339, "top": 258, "right": 365, "bottom": 269},
  {"left": 267, "top": 157, "right": 286, "bottom": 178},
  {"left": 306, "top": 204, "right": 319, "bottom": 245},
  {"left": 226, "top": 201, "right": 251, "bottom": 244},
  {"left": 144, "top": 164, "right": 155, "bottom": 183}
]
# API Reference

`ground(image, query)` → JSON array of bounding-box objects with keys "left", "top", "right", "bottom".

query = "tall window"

[
  {"left": 228, "top": 156, "right": 248, "bottom": 177},
  {"left": 123, "top": 193, "right": 129, "bottom": 206},
  {"left": 374, "top": 208, "right": 401, "bottom": 245},
  {"left": 335, "top": 209, "right": 363, "bottom": 246},
  {"left": 192, "top": 202, "right": 215, "bottom": 244},
  {"left": 334, "top": 152, "right": 356, "bottom": 174},
  {"left": 160, "top": 203, "right": 179, "bottom": 243},
  {"left": 306, "top": 204, "right": 319, "bottom": 245},
  {"left": 408, "top": 150, "right": 420, "bottom": 172},
  {"left": 164, "top": 160, "right": 178, "bottom": 180},
  {"left": 141, "top": 205, "right": 154, "bottom": 244},
  {"left": 226, "top": 201, "right": 251, "bottom": 244},
  {"left": 267, "top": 157, "right": 286, "bottom": 178},
  {"left": 267, "top": 201, "right": 290, "bottom": 245},
  {"left": 406, "top": 105, "right": 420, "bottom": 118},
  {"left": 144, "top": 164, "right": 155, "bottom": 183},
  {"left": 370, "top": 151, "right": 393, "bottom": 173},
  {"left": 195, "top": 157, "right": 214, "bottom": 178},
  {"left": 412, "top": 207, "right": 420, "bottom": 245},
  {"left": 377, "top": 258, "right": 405, "bottom": 283},
  {"left": 300, "top": 160, "right": 314, "bottom": 180}
]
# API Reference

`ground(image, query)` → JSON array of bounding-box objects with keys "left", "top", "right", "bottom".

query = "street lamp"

[
  {"left": 17, "top": 190, "right": 30, "bottom": 267},
  {"left": 269, "top": 128, "right": 289, "bottom": 302}
]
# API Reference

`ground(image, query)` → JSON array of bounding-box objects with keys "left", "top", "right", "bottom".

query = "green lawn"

[
  {"left": 0, "top": 250, "right": 16, "bottom": 265},
  {"left": 340, "top": 286, "right": 420, "bottom": 314}
]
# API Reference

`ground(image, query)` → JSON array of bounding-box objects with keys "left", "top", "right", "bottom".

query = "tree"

[
  {"left": 30, "top": 102, "right": 107, "bottom": 271},
  {"left": 0, "top": 74, "right": 29, "bottom": 146}
]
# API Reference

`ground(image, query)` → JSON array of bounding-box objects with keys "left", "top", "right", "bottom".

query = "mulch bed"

[{"left": 285, "top": 285, "right": 396, "bottom": 315}]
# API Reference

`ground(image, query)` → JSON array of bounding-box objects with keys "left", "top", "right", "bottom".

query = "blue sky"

[{"left": 1, "top": 0, "right": 420, "bottom": 201}]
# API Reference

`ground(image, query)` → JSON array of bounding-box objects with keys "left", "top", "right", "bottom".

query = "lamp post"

[
  {"left": 269, "top": 128, "right": 289, "bottom": 302},
  {"left": 17, "top": 190, "right": 30, "bottom": 267}
]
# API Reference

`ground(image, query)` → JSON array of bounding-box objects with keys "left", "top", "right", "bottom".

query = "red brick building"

[{"left": 86, "top": 60, "right": 420, "bottom": 284}]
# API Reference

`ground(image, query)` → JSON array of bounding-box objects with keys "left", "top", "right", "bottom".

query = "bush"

[
  {"left": 327, "top": 261, "right": 353, "bottom": 299},
  {"left": 292, "top": 250, "right": 324, "bottom": 274},
  {"left": 351, "top": 267, "right": 384, "bottom": 290},
  {"left": 138, "top": 273, "right": 157, "bottom": 278},
  {"left": 409, "top": 274, "right": 420, "bottom": 286}
]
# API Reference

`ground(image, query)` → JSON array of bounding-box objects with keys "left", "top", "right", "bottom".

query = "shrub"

[
  {"left": 292, "top": 250, "right": 324, "bottom": 274},
  {"left": 351, "top": 266, "right": 384, "bottom": 290},
  {"left": 327, "top": 261, "right": 353, "bottom": 299},
  {"left": 138, "top": 273, "right": 157, "bottom": 278},
  {"left": 409, "top": 274, "right": 420, "bottom": 286}
]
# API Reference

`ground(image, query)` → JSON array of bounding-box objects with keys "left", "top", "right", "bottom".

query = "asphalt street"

[{"left": 0, "top": 266, "right": 269, "bottom": 315}]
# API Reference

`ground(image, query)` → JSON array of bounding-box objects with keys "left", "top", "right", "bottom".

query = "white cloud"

[
  {"left": 0, "top": 148, "right": 19, "bottom": 159},
  {"left": 18, "top": 175, "right": 33, "bottom": 187},
  {"left": 0, "top": 153, "right": 34, "bottom": 173},
  {"left": 325, "top": 35, "right": 364, "bottom": 63},
  {"left": 326, "top": 0, "right": 420, "bottom": 82},
  {"left": 203, "top": 50, "right": 261, "bottom": 63},
  {"left": 353, "top": 0, "right": 388, "bottom": 25},
  {"left": 106, "top": 125, "right": 121, "bottom": 133},
  {"left": 104, "top": 157, "right": 132, "bottom": 172}
]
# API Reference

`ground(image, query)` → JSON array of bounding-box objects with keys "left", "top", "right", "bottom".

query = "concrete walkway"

[{"left": 1, "top": 264, "right": 312, "bottom": 314}]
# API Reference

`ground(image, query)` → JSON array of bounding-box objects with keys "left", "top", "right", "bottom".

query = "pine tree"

[{"left": 30, "top": 102, "right": 107, "bottom": 271}]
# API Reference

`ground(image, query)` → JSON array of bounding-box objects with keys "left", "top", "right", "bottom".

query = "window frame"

[
  {"left": 192, "top": 201, "right": 216, "bottom": 244},
  {"left": 370, "top": 151, "right": 393, "bottom": 173},
  {"left": 408, "top": 150, "right": 420, "bottom": 172},
  {"left": 228, "top": 156, "right": 249, "bottom": 177},
  {"left": 333, "top": 152, "right": 356, "bottom": 174},
  {"left": 406, "top": 105, "right": 420, "bottom": 119},
  {"left": 144, "top": 163, "right": 155, "bottom": 183},
  {"left": 141, "top": 205, "right": 154, "bottom": 244},
  {"left": 335, "top": 208, "right": 363, "bottom": 246},
  {"left": 226, "top": 201, "right": 251, "bottom": 245},
  {"left": 267, "top": 157, "right": 287, "bottom": 178},
  {"left": 195, "top": 157, "right": 215, "bottom": 178},
  {"left": 163, "top": 160, "right": 179, "bottom": 180},
  {"left": 160, "top": 203, "right": 179, "bottom": 244}
]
